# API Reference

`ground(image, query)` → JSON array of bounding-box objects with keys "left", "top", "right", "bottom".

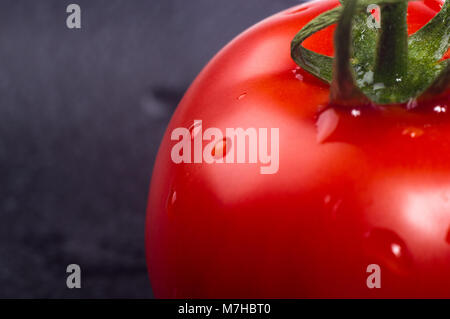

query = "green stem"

[
  {"left": 291, "top": 0, "right": 450, "bottom": 105},
  {"left": 331, "top": 0, "right": 368, "bottom": 105},
  {"left": 374, "top": 1, "right": 408, "bottom": 85}
]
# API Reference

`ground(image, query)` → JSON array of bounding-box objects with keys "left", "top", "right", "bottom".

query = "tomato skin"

[{"left": 146, "top": 0, "right": 450, "bottom": 298}]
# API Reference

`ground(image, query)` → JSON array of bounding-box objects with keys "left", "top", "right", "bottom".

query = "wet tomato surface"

[{"left": 146, "top": 0, "right": 450, "bottom": 298}]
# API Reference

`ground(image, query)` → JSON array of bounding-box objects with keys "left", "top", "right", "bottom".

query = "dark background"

[{"left": 0, "top": 0, "right": 302, "bottom": 298}]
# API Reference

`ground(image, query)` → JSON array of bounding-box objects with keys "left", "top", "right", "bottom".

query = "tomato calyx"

[{"left": 291, "top": 0, "right": 450, "bottom": 106}]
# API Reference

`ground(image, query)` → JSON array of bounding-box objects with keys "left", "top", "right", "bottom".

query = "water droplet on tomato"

[
  {"left": 363, "top": 228, "right": 413, "bottom": 275},
  {"left": 391, "top": 243, "right": 402, "bottom": 257},
  {"left": 167, "top": 189, "right": 177, "bottom": 215},
  {"left": 433, "top": 105, "right": 447, "bottom": 113},
  {"left": 212, "top": 137, "right": 231, "bottom": 159},
  {"left": 188, "top": 121, "right": 202, "bottom": 140},
  {"left": 292, "top": 67, "right": 304, "bottom": 81},
  {"left": 316, "top": 108, "right": 339, "bottom": 143},
  {"left": 402, "top": 127, "right": 424, "bottom": 138},
  {"left": 237, "top": 93, "right": 247, "bottom": 100},
  {"left": 351, "top": 109, "right": 361, "bottom": 117}
]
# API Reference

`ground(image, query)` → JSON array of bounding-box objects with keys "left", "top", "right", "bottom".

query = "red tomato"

[{"left": 146, "top": 0, "right": 450, "bottom": 298}]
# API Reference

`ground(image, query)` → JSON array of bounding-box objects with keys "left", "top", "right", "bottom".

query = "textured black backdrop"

[{"left": 0, "top": 0, "right": 303, "bottom": 298}]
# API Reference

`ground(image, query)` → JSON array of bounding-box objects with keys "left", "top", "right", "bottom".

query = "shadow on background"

[{"left": 0, "top": 0, "right": 302, "bottom": 297}]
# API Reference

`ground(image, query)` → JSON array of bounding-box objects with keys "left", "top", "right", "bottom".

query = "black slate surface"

[{"left": 0, "top": 0, "right": 302, "bottom": 298}]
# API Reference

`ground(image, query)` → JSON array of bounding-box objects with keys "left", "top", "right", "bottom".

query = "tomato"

[{"left": 146, "top": 0, "right": 450, "bottom": 298}]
